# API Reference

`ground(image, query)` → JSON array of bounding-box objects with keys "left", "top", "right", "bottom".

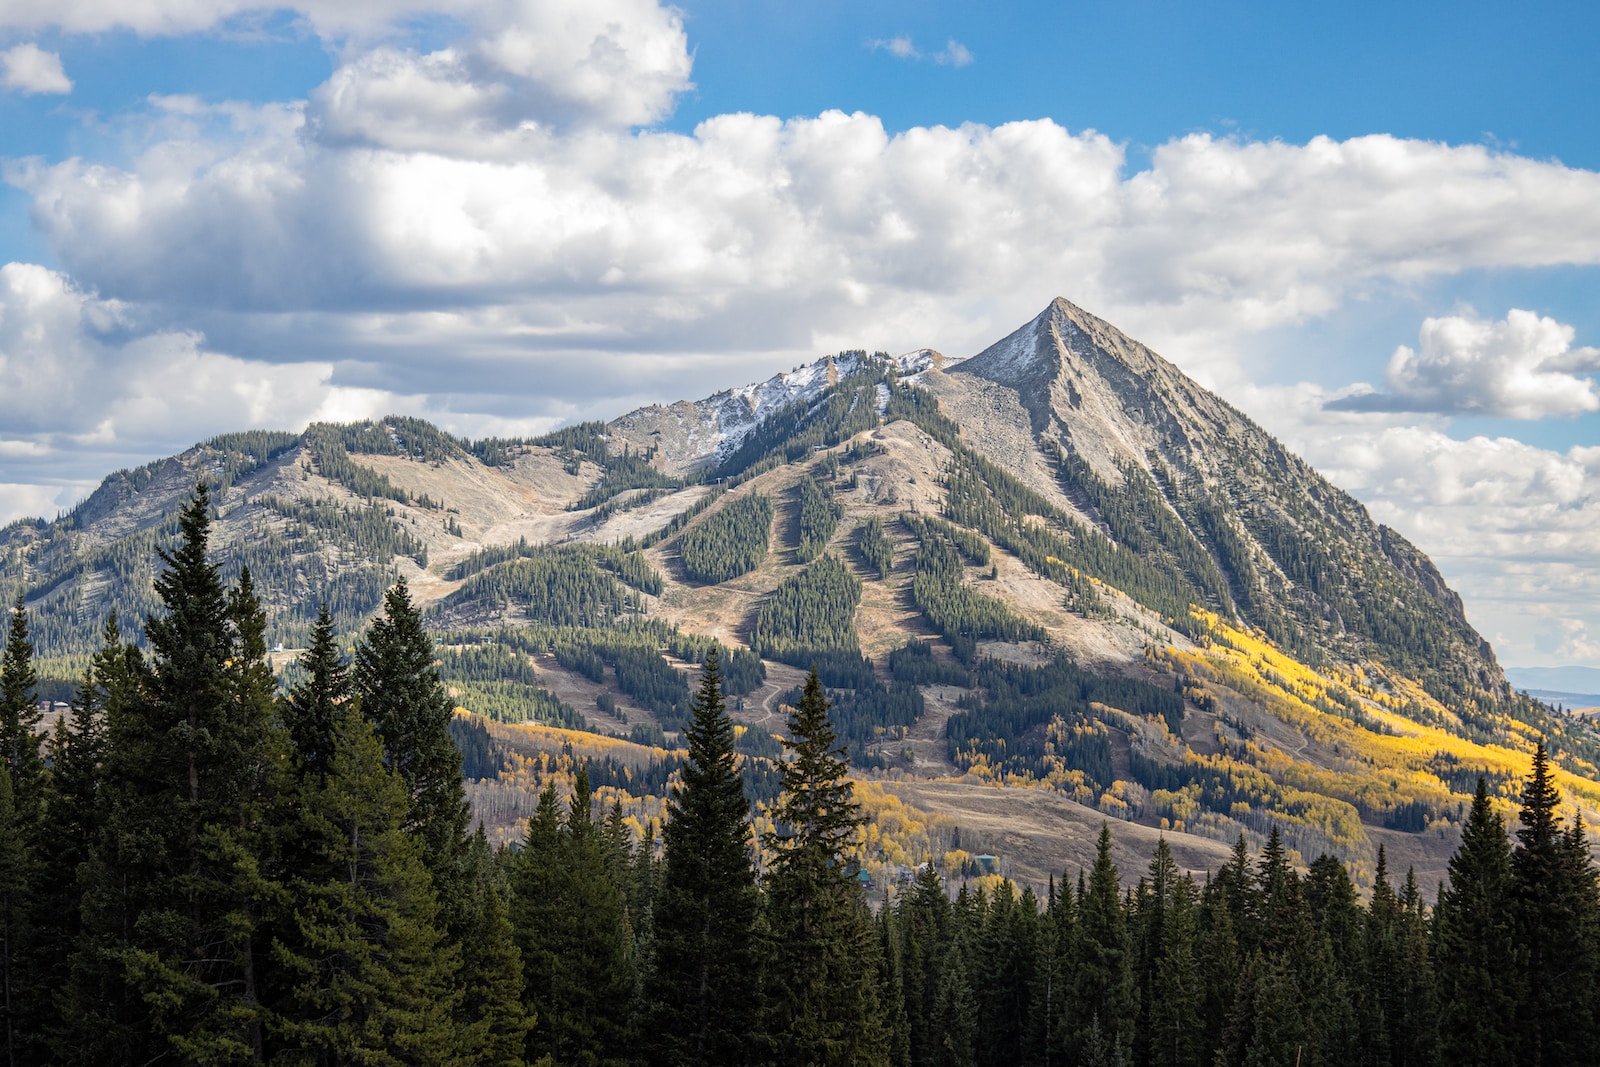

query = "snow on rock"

[{"left": 609, "top": 348, "right": 951, "bottom": 474}]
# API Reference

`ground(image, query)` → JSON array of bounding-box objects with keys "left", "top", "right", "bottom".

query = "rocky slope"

[{"left": 4, "top": 299, "right": 1594, "bottom": 889}]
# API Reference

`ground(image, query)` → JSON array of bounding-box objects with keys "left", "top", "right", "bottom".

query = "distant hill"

[{"left": 6, "top": 298, "right": 1598, "bottom": 889}]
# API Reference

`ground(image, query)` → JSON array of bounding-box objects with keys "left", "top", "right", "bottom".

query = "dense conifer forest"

[{"left": 678, "top": 493, "right": 774, "bottom": 584}]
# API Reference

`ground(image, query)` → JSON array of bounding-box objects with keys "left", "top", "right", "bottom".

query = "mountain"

[{"left": 5, "top": 298, "right": 1596, "bottom": 889}]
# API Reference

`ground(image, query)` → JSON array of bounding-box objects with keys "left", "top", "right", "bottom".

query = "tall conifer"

[
  {"left": 271, "top": 704, "right": 461, "bottom": 1063},
  {"left": 1071, "top": 825, "right": 1134, "bottom": 1061},
  {"left": 645, "top": 648, "right": 759, "bottom": 1066},
  {"left": 68, "top": 484, "right": 280, "bottom": 1061},
  {"left": 354, "top": 577, "right": 471, "bottom": 915},
  {"left": 763, "top": 669, "right": 888, "bottom": 1067},
  {"left": 1511, "top": 742, "right": 1600, "bottom": 1065}
]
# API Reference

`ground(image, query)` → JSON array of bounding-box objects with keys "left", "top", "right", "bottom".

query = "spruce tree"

[
  {"left": 34, "top": 651, "right": 112, "bottom": 1050},
  {"left": 1071, "top": 825, "right": 1134, "bottom": 1060},
  {"left": 0, "top": 766, "right": 31, "bottom": 1067},
  {"left": 458, "top": 849, "right": 534, "bottom": 1067},
  {"left": 284, "top": 603, "right": 350, "bottom": 780},
  {"left": 271, "top": 703, "right": 462, "bottom": 1063},
  {"left": 899, "top": 863, "right": 954, "bottom": 1067},
  {"left": 1433, "top": 777, "right": 1516, "bottom": 1067},
  {"left": 354, "top": 577, "right": 471, "bottom": 913},
  {"left": 1145, "top": 843, "right": 1201, "bottom": 1067},
  {"left": 645, "top": 648, "right": 760, "bottom": 1067},
  {"left": 0, "top": 599, "right": 41, "bottom": 1065},
  {"left": 511, "top": 783, "right": 565, "bottom": 1066},
  {"left": 510, "top": 772, "right": 635, "bottom": 1067},
  {"left": 0, "top": 598, "right": 42, "bottom": 813},
  {"left": 1511, "top": 742, "right": 1600, "bottom": 1065},
  {"left": 762, "top": 669, "right": 888, "bottom": 1067},
  {"left": 68, "top": 485, "right": 280, "bottom": 1062}
]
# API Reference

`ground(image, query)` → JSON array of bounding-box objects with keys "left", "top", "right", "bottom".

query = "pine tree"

[
  {"left": 0, "top": 598, "right": 42, "bottom": 812},
  {"left": 899, "top": 863, "right": 954, "bottom": 1067},
  {"left": 1029, "top": 873, "right": 1075, "bottom": 1067},
  {"left": 354, "top": 577, "right": 471, "bottom": 917},
  {"left": 458, "top": 862, "right": 533, "bottom": 1067},
  {"left": 33, "top": 649, "right": 113, "bottom": 1051},
  {"left": 1360, "top": 846, "right": 1402, "bottom": 1064},
  {"left": 284, "top": 603, "right": 350, "bottom": 780},
  {"left": 555, "top": 768, "right": 636, "bottom": 1065},
  {"left": 763, "top": 669, "right": 888, "bottom": 1067},
  {"left": 67, "top": 485, "right": 281, "bottom": 1062},
  {"left": 0, "top": 599, "right": 41, "bottom": 1066},
  {"left": 511, "top": 782, "right": 565, "bottom": 1066},
  {"left": 510, "top": 771, "right": 635, "bottom": 1067},
  {"left": 1144, "top": 842, "right": 1201, "bottom": 1067},
  {"left": 1433, "top": 780, "right": 1516, "bottom": 1062},
  {"left": 1071, "top": 825, "right": 1133, "bottom": 1060},
  {"left": 645, "top": 648, "right": 760, "bottom": 1066},
  {"left": 929, "top": 942, "right": 976, "bottom": 1067},
  {"left": 271, "top": 704, "right": 462, "bottom": 1063},
  {"left": 0, "top": 766, "right": 31, "bottom": 1067},
  {"left": 1511, "top": 742, "right": 1600, "bottom": 1065}
]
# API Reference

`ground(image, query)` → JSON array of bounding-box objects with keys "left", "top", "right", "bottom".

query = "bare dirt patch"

[{"left": 878, "top": 779, "right": 1236, "bottom": 891}]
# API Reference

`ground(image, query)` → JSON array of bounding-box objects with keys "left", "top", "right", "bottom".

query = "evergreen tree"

[
  {"left": 0, "top": 599, "right": 41, "bottom": 1066},
  {"left": 1360, "top": 846, "right": 1402, "bottom": 1064},
  {"left": 271, "top": 704, "right": 462, "bottom": 1063},
  {"left": 899, "top": 863, "right": 954, "bottom": 1067},
  {"left": 355, "top": 577, "right": 471, "bottom": 916},
  {"left": 1029, "top": 874, "right": 1075, "bottom": 1067},
  {"left": 1511, "top": 742, "right": 1600, "bottom": 1065},
  {"left": 1071, "top": 825, "right": 1134, "bottom": 1060},
  {"left": 33, "top": 642, "right": 114, "bottom": 1051},
  {"left": 1145, "top": 848, "right": 1201, "bottom": 1067},
  {"left": 284, "top": 603, "right": 350, "bottom": 780},
  {"left": 1433, "top": 779, "right": 1519, "bottom": 1067},
  {"left": 929, "top": 942, "right": 976, "bottom": 1067},
  {"left": 511, "top": 772, "right": 634, "bottom": 1067},
  {"left": 762, "top": 669, "right": 888, "bottom": 1067},
  {"left": 0, "top": 766, "right": 31, "bottom": 1067},
  {"left": 645, "top": 649, "right": 760, "bottom": 1067},
  {"left": 458, "top": 843, "right": 533, "bottom": 1066},
  {"left": 67, "top": 485, "right": 280, "bottom": 1062},
  {"left": 877, "top": 905, "right": 912, "bottom": 1067},
  {"left": 511, "top": 783, "right": 565, "bottom": 1065},
  {"left": 0, "top": 598, "right": 42, "bottom": 813}
]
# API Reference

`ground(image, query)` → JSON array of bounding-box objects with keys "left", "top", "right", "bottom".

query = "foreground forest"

[{"left": 0, "top": 483, "right": 1597, "bottom": 1066}]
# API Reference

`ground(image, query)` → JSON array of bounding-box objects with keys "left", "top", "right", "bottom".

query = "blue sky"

[{"left": 0, "top": 0, "right": 1598, "bottom": 668}]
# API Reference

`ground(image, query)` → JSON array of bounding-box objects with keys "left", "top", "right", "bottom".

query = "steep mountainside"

[{"left": 5, "top": 299, "right": 1595, "bottom": 889}]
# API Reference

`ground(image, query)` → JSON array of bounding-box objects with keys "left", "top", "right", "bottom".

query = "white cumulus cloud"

[
  {"left": 1, "top": 43, "right": 71, "bottom": 94},
  {"left": 1330, "top": 308, "right": 1600, "bottom": 418},
  {"left": 0, "top": 261, "right": 403, "bottom": 514}
]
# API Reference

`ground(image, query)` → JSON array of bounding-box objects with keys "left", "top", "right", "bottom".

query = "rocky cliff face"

[{"left": 913, "top": 298, "right": 1501, "bottom": 700}]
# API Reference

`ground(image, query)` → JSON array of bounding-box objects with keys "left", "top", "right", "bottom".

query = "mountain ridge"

[{"left": 3, "top": 297, "right": 1594, "bottom": 888}]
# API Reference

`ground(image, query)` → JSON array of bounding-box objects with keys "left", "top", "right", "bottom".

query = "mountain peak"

[{"left": 957, "top": 297, "right": 1169, "bottom": 392}]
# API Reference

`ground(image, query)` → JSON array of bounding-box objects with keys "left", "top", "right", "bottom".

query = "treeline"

[
  {"left": 713, "top": 364, "right": 890, "bottom": 483},
  {"left": 679, "top": 493, "right": 773, "bottom": 583},
  {"left": 794, "top": 475, "right": 842, "bottom": 562},
  {"left": 5, "top": 491, "right": 1599, "bottom": 1064}
]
